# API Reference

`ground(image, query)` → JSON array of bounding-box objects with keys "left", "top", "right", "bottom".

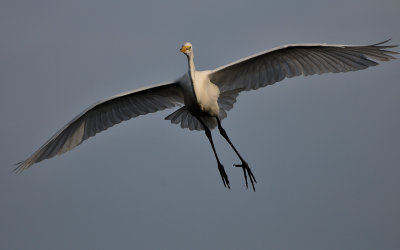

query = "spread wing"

[
  {"left": 209, "top": 40, "right": 398, "bottom": 93},
  {"left": 16, "top": 81, "right": 184, "bottom": 173}
]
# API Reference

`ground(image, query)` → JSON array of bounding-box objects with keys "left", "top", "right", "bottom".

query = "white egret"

[{"left": 16, "top": 40, "right": 398, "bottom": 190}]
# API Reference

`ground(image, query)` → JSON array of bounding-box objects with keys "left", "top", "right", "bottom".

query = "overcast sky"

[{"left": 1, "top": 0, "right": 399, "bottom": 249}]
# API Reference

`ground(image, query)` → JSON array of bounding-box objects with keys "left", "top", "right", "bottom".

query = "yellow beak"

[{"left": 180, "top": 45, "right": 187, "bottom": 53}]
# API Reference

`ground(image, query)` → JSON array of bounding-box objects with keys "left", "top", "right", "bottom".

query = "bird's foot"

[
  {"left": 234, "top": 160, "right": 257, "bottom": 191},
  {"left": 218, "top": 162, "right": 230, "bottom": 189}
]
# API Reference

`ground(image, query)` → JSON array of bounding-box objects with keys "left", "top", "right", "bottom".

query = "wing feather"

[
  {"left": 16, "top": 81, "right": 184, "bottom": 173},
  {"left": 209, "top": 40, "right": 398, "bottom": 93}
]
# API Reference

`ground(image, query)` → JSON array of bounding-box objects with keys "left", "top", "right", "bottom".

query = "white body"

[{"left": 178, "top": 70, "right": 220, "bottom": 117}]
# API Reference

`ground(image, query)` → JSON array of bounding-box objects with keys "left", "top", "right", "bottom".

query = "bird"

[{"left": 16, "top": 39, "right": 398, "bottom": 191}]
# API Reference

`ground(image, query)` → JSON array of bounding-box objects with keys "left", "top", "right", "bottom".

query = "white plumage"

[{"left": 16, "top": 40, "right": 398, "bottom": 190}]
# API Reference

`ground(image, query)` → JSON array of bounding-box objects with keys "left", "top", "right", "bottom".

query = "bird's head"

[{"left": 180, "top": 42, "right": 193, "bottom": 56}]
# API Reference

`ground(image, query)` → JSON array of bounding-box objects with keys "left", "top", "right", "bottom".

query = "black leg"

[
  {"left": 197, "top": 117, "right": 230, "bottom": 189},
  {"left": 216, "top": 117, "right": 257, "bottom": 191}
]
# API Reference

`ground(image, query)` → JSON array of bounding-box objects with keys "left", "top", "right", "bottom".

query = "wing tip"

[
  {"left": 372, "top": 38, "right": 399, "bottom": 51},
  {"left": 365, "top": 39, "right": 399, "bottom": 61},
  {"left": 372, "top": 38, "right": 392, "bottom": 46},
  {"left": 13, "top": 161, "right": 26, "bottom": 174},
  {"left": 13, "top": 159, "right": 33, "bottom": 174}
]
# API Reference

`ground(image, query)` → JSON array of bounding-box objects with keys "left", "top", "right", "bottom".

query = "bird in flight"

[{"left": 16, "top": 40, "right": 397, "bottom": 191}]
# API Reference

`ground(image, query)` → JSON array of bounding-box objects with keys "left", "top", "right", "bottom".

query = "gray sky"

[{"left": 1, "top": 0, "right": 399, "bottom": 249}]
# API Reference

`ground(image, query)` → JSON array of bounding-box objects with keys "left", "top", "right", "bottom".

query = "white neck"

[{"left": 187, "top": 53, "right": 195, "bottom": 80}]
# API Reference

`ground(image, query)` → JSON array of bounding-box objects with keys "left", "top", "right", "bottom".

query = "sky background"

[{"left": 1, "top": 0, "right": 399, "bottom": 249}]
